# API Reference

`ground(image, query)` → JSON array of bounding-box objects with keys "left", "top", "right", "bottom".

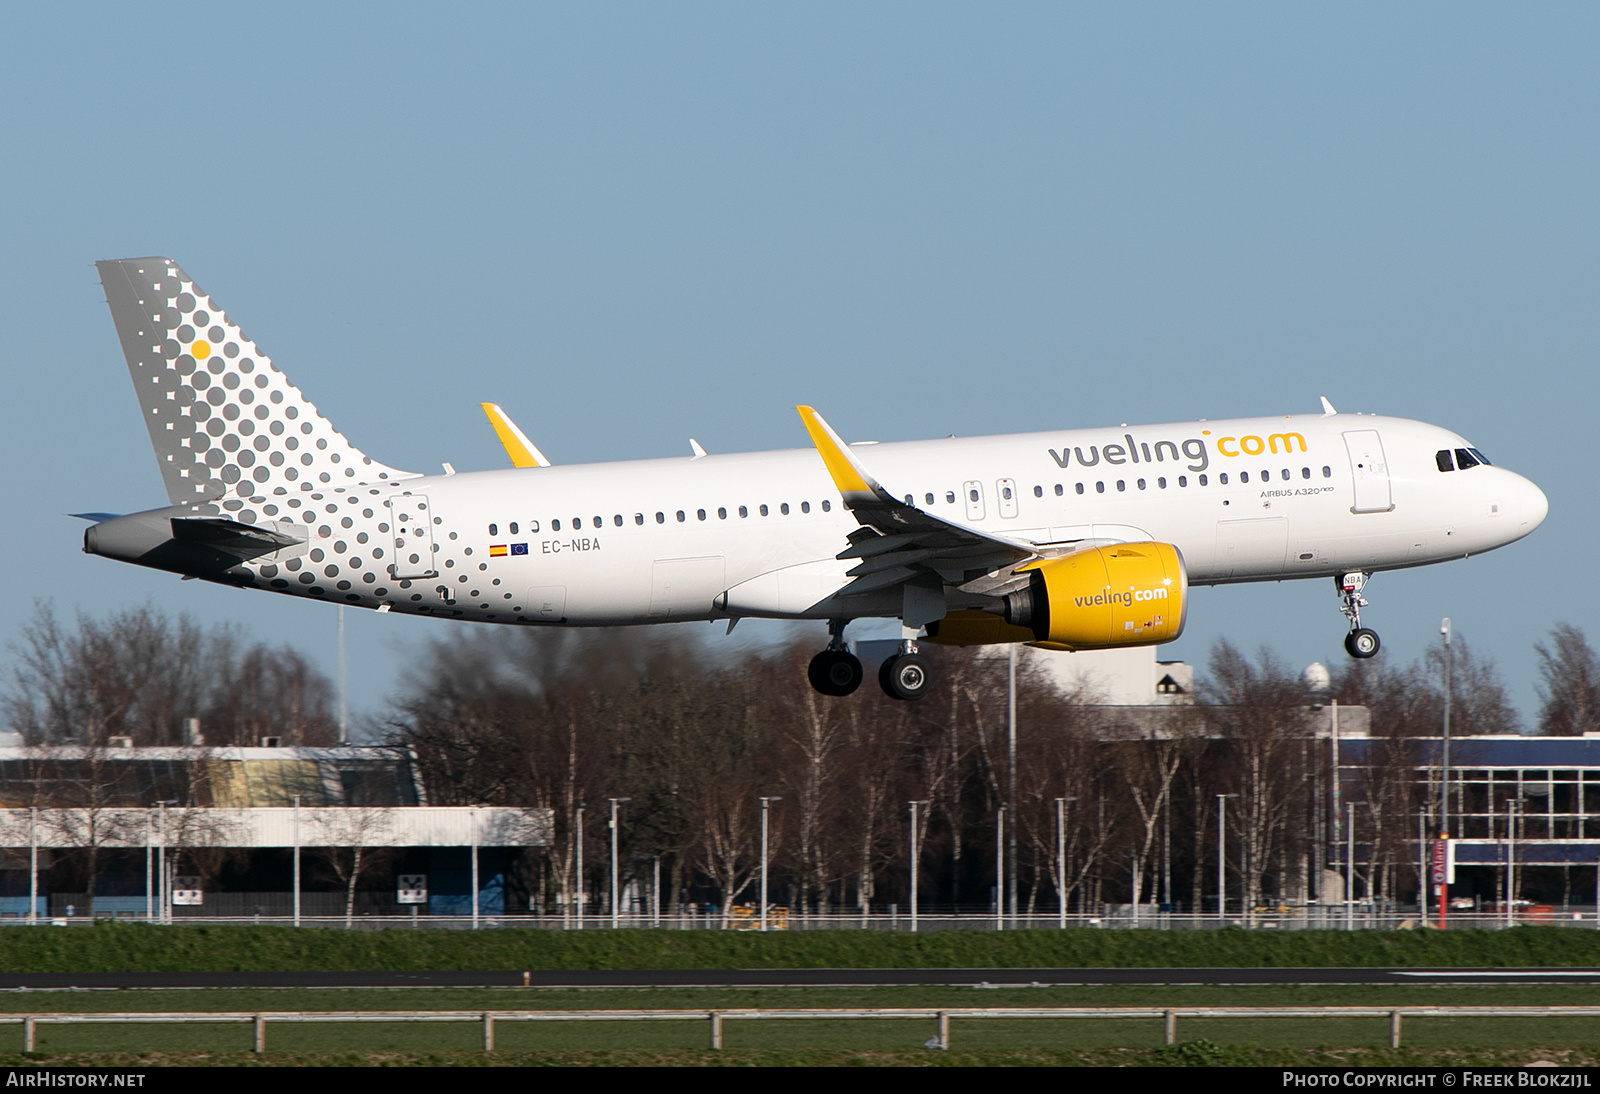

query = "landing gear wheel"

[
  {"left": 879, "top": 653, "right": 931, "bottom": 701},
  {"left": 1345, "top": 628, "right": 1381, "bottom": 659},
  {"left": 808, "top": 649, "right": 863, "bottom": 696}
]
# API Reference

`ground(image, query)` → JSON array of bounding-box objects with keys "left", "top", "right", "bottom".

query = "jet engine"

[{"left": 995, "top": 542, "right": 1187, "bottom": 650}]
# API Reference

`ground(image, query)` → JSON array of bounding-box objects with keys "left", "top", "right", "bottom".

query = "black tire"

[
  {"left": 808, "top": 650, "right": 863, "bottom": 696},
  {"left": 1344, "top": 628, "right": 1381, "bottom": 659},
  {"left": 879, "top": 652, "right": 931, "bottom": 701}
]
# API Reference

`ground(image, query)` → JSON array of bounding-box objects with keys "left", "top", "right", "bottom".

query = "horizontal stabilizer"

[
  {"left": 170, "top": 516, "right": 306, "bottom": 557},
  {"left": 69, "top": 512, "right": 122, "bottom": 523}
]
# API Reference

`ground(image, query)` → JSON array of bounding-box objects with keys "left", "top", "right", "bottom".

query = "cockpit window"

[
  {"left": 1469, "top": 447, "right": 1492, "bottom": 466},
  {"left": 1455, "top": 448, "right": 1480, "bottom": 469},
  {"left": 1436, "top": 450, "right": 1454, "bottom": 472}
]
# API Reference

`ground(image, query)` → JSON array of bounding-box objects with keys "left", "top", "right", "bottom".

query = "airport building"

[{"left": 0, "top": 744, "right": 550, "bottom": 919}]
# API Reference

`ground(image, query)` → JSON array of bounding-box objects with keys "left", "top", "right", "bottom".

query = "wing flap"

[{"left": 797, "top": 405, "right": 1043, "bottom": 614}]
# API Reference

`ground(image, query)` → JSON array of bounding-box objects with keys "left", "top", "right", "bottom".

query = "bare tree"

[{"left": 1536, "top": 624, "right": 1600, "bottom": 737}]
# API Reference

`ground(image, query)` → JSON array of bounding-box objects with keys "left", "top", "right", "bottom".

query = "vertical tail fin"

[{"left": 96, "top": 257, "right": 415, "bottom": 507}]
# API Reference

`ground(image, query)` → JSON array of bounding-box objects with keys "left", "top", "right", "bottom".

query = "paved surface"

[{"left": 2, "top": 968, "right": 1599, "bottom": 990}]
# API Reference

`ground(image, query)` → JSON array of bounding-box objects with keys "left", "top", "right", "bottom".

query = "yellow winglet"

[
  {"left": 481, "top": 403, "right": 551, "bottom": 468},
  {"left": 796, "top": 405, "right": 879, "bottom": 497}
]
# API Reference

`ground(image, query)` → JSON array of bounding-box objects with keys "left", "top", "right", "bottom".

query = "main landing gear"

[
  {"left": 879, "top": 640, "right": 931, "bottom": 703},
  {"left": 806, "top": 621, "right": 933, "bottom": 701},
  {"left": 1338, "top": 571, "right": 1381, "bottom": 659},
  {"left": 808, "top": 619, "right": 863, "bottom": 696}
]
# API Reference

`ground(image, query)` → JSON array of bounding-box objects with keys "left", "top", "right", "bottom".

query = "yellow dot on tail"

[{"left": 192, "top": 341, "right": 211, "bottom": 360}]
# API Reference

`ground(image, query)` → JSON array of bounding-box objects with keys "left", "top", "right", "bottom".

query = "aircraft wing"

[{"left": 797, "top": 407, "right": 1042, "bottom": 616}]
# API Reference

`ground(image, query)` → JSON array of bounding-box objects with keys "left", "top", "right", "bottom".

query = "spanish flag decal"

[{"left": 489, "top": 544, "right": 508, "bottom": 557}]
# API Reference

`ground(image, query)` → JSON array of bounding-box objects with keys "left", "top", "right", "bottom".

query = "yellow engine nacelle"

[{"left": 1001, "top": 542, "right": 1187, "bottom": 650}]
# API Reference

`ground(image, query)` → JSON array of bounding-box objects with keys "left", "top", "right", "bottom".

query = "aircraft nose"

[{"left": 1513, "top": 472, "right": 1549, "bottom": 532}]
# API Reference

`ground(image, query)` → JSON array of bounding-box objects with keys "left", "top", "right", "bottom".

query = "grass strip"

[{"left": 6, "top": 923, "right": 1600, "bottom": 972}]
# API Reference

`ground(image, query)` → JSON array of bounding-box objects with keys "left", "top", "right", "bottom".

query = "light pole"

[
  {"left": 609, "top": 798, "right": 630, "bottom": 929},
  {"left": 156, "top": 799, "right": 177, "bottom": 925},
  {"left": 759, "top": 797, "right": 781, "bottom": 931},
  {"left": 908, "top": 800, "right": 929, "bottom": 932},
  {"left": 1347, "top": 800, "right": 1357, "bottom": 931},
  {"left": 1007, "top": 645, "right": 1018, "bottom": 924},
  {"left": 994, "top": 804, "right": 1006, "bottom": 931},
  {"left": 1439, "top": 617, "right": 1453, "bottom": 929},
  {"left": 1055, "top": 797, "right": 1076, "bottom": 929},
  {"left": 1216, "top": 793, "right": 1237, "bottom": 922},
  {"left": 575, "top": 803, "right": 586, "bottom": 930},
  {"left": 292, "top": 794, "right": 301, "bottom": 927}
]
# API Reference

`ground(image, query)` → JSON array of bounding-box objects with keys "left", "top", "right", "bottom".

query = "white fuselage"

[{"left": 241, "top": 411, "right": 1546, "bottom": 627}]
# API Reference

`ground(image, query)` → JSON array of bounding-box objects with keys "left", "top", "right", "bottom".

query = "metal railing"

[
  {"left": 10, "top": 908, "right": 1600, "bottom": 930},
  {"left": 10, "top": 1005, "right": 1600, "bottom": 1052}
]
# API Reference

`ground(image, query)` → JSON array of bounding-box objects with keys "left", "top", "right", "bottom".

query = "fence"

[
  {"left": 8, "top": 908, "right": 1600, "bottom": 930},
  {"left": 10, "top": 1006, "right": 1600, "bottom": 1052}
]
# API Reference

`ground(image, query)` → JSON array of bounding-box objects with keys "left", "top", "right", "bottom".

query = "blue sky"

[{"left": 2, "top": 5, "right": 1594, "bottom": 728}]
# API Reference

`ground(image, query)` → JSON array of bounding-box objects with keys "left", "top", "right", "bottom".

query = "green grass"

[
  {"left": 0, "top": 984, "right": 1597, "bottom": 1063},
  {"left": 9, "top": 922, "right": 1600, "bottom": 972}
]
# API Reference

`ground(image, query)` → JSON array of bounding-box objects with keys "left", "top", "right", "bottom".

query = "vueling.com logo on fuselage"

[
  {"left": 1046, "top": 428, "right": 1308, "bottom": 473},
  {"left": 1073, "top": 586, "right": 1170, "bottom": 609}
]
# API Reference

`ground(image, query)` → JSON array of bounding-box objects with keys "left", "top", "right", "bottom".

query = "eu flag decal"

[{"left": 511, "top": 543, "right": 529, "bottom": 556}]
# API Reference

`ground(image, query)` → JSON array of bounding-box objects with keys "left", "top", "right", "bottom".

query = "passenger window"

[
  {"left": 1033, "top": 485, "right": 1043, "bottom": 498},
  {"left": 697, "top": 509, "right": 707, "bottom": 521},
  {"left": 1137, "top": 479, "right": 1146, "bottom": 490},
  {"left": 1455, "top": 448, "right": 1479, "bottom": 469},
  {"left": 676, "top": 511, "right": 686, "bottom": 522},
  {"left": 1116, "top": 480, "right": 1126, "bottom": 492},
  {"left": 1001, "top": 485, "right": 1013, "bottom": 500},
  {"left": 739, "top": 505, "right": 748, "bottom": 517},
  {"left": 1302, "top": 467, "right": 1311, "bottom": 479},
  {"left": 760, "top": 504, "right": 769, "bottom": 516},
  {"left": 1220, "top": 473, "right": 1229, "bottom": 485},
  {"left": 781, "top": 503, "right": 790, "bottom": 515},
  {"left": 718, "top": 507, "right": 727, "bottom": 519},
  {"left": 593, "top": 516, "right": 602, "bottom": 527},
  {"left": 1199, "top": 474, "right": 1209, "bottom": 486},
  {"left": 614, "top": 515, "right": 623, "bottom": 526},
  {"left": 1240, "top": 472, "right": 1249, "bottom": 483},
  {"left": 635, "top": 514, "right": 644, "bottom": 525},
  {"left": 572, "top": 517, "right": 582, "bottom": 529},
  {"left": 926, "top": 493, "right": 935, "bottom": 505},
  {"left": 509, "top": 522, "right": 519, "bottom": 535},
  {"left": 1158, "top": 477, "right": 1167, "bottom": 489},
  {"left": 969, "top": 489, "right": 979, "bottom": 502},
  {"left": 946, "top": 491, "right": 957, "bottom": 504},
  {"left": 1096, "top": 482, "right": 1105, "bottom": 494},
  {"left": 655, "top": 512, "right": 665, "bottom": 524},
  {"left": 530, "top": 520, "right": 540, "bottom": 532},
  {"left": 1076, "top": 483, "right": 1085, "bottom": 495},
  {"left": 821, "top": 500, "right": 831, "bottom": 512},
  {"left": 1281, "top": 469, "right": 1290, "bottom": 481},
  {"left": 1054, "top": 484, "right": 1064, "bottom": 496},
  {"left": 904, "top": 495, "right": 913, "bottom": 505},
  {"left": 801, "top": 501, "right": 810, "bottom": 513},
  {"left": 552, "top": 519, "right": 561, "bottom": 531},
  {"left": 1322, "top": 466, "right": 1332, "bottom": 478},
  {"left": 1178, "top": 476, "right": 1187, "bottom": 487},
  {"left": 488, "top": 523, "right": 498, "bottom": 536}
]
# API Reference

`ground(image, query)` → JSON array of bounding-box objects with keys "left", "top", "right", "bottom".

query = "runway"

[{"left": 1, "top": 968, "right": 1598, "bottom": 990}]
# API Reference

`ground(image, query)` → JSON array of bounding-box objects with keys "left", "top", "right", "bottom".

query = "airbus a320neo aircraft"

[{"left": 84, "top": 258, "right": 1548, "bottom": 701}]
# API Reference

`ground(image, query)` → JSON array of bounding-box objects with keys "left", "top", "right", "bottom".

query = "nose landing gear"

[
  {"left": 808, "top": 619, "right": 863, "bottom": 696},
  {"left": 1338, "top": 572, "right": 1381, "bottom": 659}
]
